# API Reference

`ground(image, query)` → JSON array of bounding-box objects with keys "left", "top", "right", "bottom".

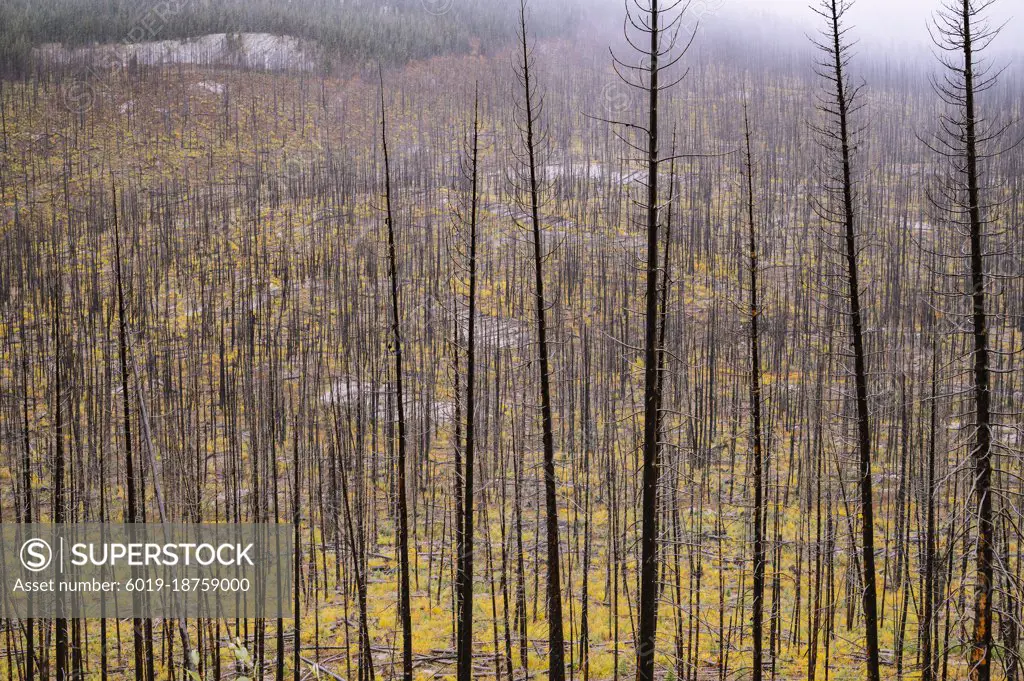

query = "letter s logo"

[{"left": 20, "top": 539, "right": 53, "bottom": 572}]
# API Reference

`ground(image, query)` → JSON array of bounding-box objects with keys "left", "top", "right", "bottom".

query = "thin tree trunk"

[
  {"left": 816, "top": 4, "right": 881, "bottom": 679},
  {"left": 922, "top": 335, "right": 939, "bottom": 681},
  {"left": 379, "top": 70, "right": 414, "bottom": 681},
  {"left": 960, "top": 3, "right": 994, "bottom": 676},
  {"left": 112, "top": 181, "right": 148, "bottom": 681},
  {"left": 637, "top": 2, "right": 663, "bottom": 679},
  {"left": 515, "top": 5, "right": 565, "bottom": 680},
  {"left": 743, "top": 107, "right": 767, "bottom": 681},
  {"left": 51, "top": 239, "right": 68, "bottom": 681},
  {"left": 456, "top": 87, "right": 481, "bottom": 681}
]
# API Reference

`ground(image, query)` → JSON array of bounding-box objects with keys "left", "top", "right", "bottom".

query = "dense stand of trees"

[
  {"left": 0, "top": 0, "right": 582, "bottom": 76},
  {"left": 0, "top": 1, "right": 1022, "bottom": 681}
]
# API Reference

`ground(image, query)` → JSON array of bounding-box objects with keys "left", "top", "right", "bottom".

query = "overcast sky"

[
  {"left": 583, "top": 0, "right": 1020, "bottom": 55},
  {"left": 703, "top": 0, "right": 1020, "bottom": 53}
]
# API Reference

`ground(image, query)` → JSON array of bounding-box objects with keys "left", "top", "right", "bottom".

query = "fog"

[
  {"left": 580, "top": 0, "right": 1021, "bottom": 56},
  {"left": 716, "top": 0, "right": 1019, "bottom": 52}
]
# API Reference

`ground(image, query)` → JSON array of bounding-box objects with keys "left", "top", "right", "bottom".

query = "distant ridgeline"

[{"left": 0, "top": 0, "right": 581, "bottom": 75}]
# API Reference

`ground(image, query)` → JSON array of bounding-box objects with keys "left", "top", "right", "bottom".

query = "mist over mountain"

[{"left": 2, "top": 0, "right": 1018, "bottom": 77}]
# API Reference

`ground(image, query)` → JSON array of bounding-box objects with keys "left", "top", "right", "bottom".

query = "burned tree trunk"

[
  {"left": 922, "top": 333, "right": 939, "bottom": 681},
  {"left": 928, "top": 2, "right": 1003, "bottom": 678},
  {"left": 637, "top": 2, "right": 663, "bottom": 679},
  {"left": 742, "top": 108, "right": 767, "bottom": 681},
  {"left": 18, "top": 260, "right": 35, "bottom": 681},
  {"left": 50, "top": 237, "right": 68, "bottom": 681},
  {"left": 456, "top": 88, "right": 482, "bottom": 681},
  {"left": 961, "top": 7, "right": 994, "bottom": 679},
  {"left": 811, "top": 3, "right": 881, "bottom": 679},
  {"left": 379, "top": 72, "right": 414, "bottom": 681},
  {"left": 112, "top": 182, "right": 148, "bottom": 681},
  {"left": 514, "top": 4, "right": 565, "bottom": 680}
]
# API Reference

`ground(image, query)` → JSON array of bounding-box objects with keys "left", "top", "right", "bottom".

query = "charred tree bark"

[
  {"left": 960, "top": 4, "right": 994, "bottom": 677},
  {"left": 928, "top": 2, "right": 1003, "bottom": 677},
  {"left": 112, "top": 182, "right": 148, "bottom": 681},
  {"left": 922, "top": 333, "right": 939, "bottom": 681},
  {"left": 515, "top": 5, "right": 565, "bottom": 680},
  {"left": 743, "top": 108, "right": 767, "bottom": 681},
  {"left": 51, "top": 238, "right": 68, "bottom": 681},
  {"left": 380, "top": 71, "right": 414, "bottom": 681},
  {"left": 292, "top": 407, "right": 301, "bottom": 681},
  {"left": 812, "top": 4, "right": 881, "bottom": 679},
  {"left": 456, "top": 88, "right": 481, "bottom": 681},
  {"left": 19, "top": 271, "right": 34, "bottom": 681},
  {"left": 637, "top": 2, "right": 663, "bottom": 679}
]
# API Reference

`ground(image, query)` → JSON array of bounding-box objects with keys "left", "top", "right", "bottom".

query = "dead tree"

[
  {"left": 742, "top": 106, "right": 767, "bottom": 681},
  {"left": 112, "top": 181, "right": 148, "bottom": 681},
  {"left": 926, "top": 2, "right": 1013, "bottom": 678},
  {"left": 379, "top": 71, "right": 414, "bottom": 681},
  {"left": 604, "top": 1, "right": 695, "bottom": 678},
  {"left": 456, "top": 87, "right": 482, "bottom": 681},
  {"left": 810, "top": 3, "right": 881, "bottom": 679},
  {"left": 922, "top": 316, "right": 940, "bottom": 681},
  {"left": 513, "top": 4, "right": 565, "bottom": 680},
  {"left": 50, "top": 235, "right": 68, "bottom": 681},
  {"left": 18, "top": 244, "right": 35, "bottom": 681}
]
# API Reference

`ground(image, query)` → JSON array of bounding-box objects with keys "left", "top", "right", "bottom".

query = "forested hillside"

[{"left": 0, "top": 0, "right": 581, "bottom": 74}]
